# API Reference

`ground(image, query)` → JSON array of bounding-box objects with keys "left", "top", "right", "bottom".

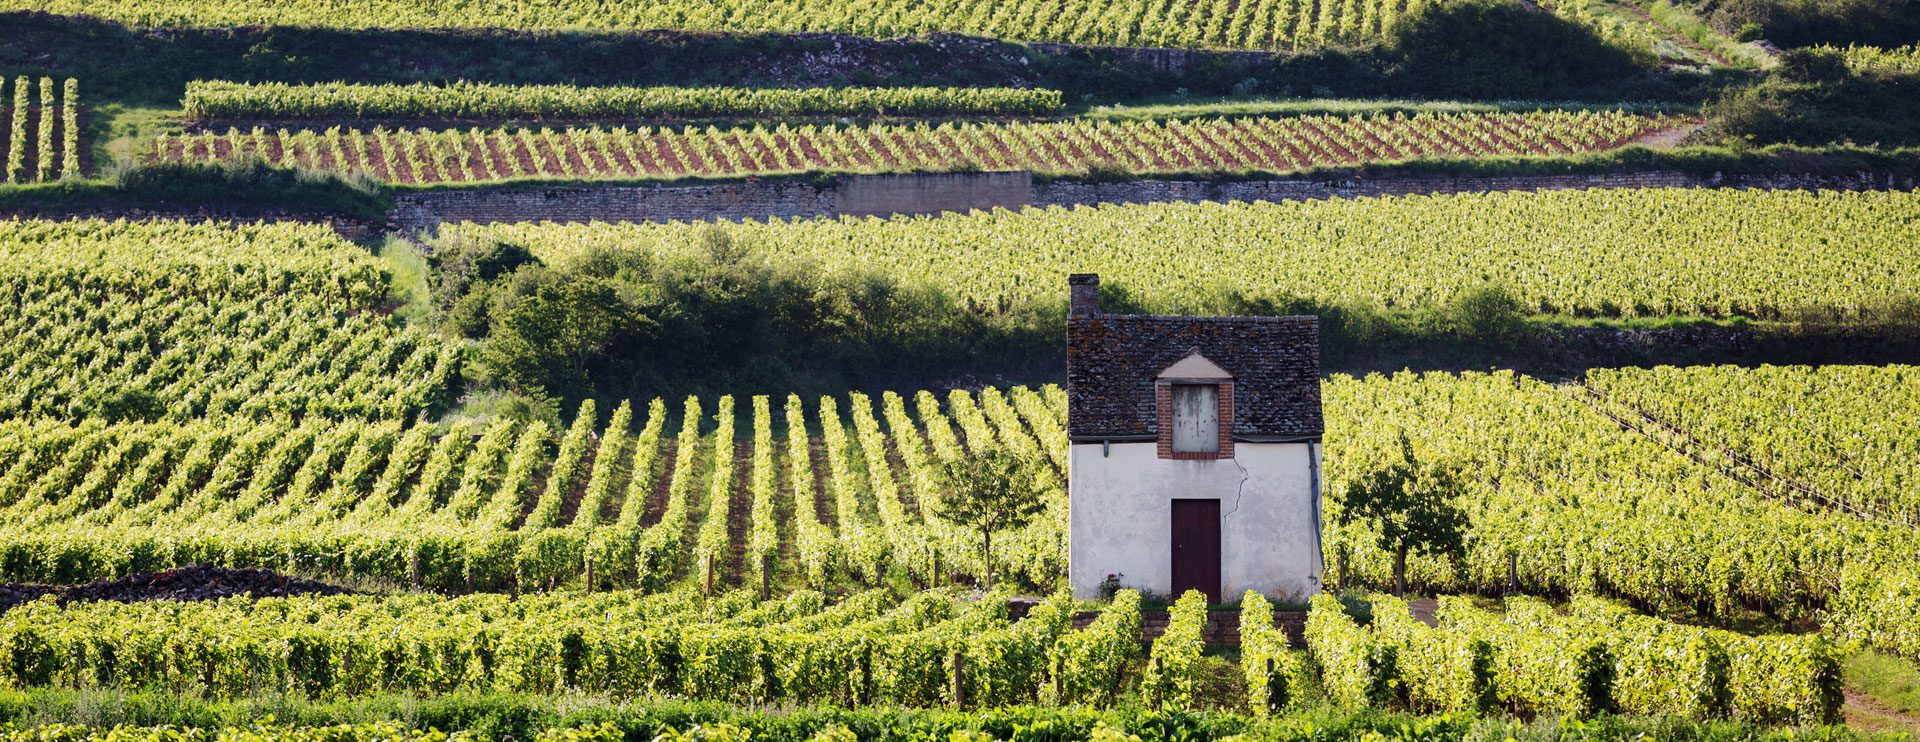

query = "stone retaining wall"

[
  {"left": 387, "top": 168, "right": 1916, "bottom": 234},
  {"left": 1030, "top": 169, "right": 1917, "bottom": 208},
  {"left": 389, "top": 171, "right": 1032, "bottom": 234},
  {"left": 12, "top": 169, "right": 1908, "bottom": 239}
]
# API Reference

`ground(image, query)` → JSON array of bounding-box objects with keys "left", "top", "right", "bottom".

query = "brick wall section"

[
  {"left": 389, "top": 171, "right": 1032, "bottom": 234},
  {"left": 1156, "top": 380, "right": 1237, "bottom": 460},
  {"left": 1156, "top": 383, "right": 1174, "bottom": 459},
  {"left": 1068, "top": 609, "right": 1307, "bottom": 647},
  {"left": 1217, "top": 381, "right": 1235, "bottom": 458}
]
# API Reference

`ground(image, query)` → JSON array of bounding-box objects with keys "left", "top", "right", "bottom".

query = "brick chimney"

[{"left": 1069, "top": 273, "right": 1100, "bottom": 317}]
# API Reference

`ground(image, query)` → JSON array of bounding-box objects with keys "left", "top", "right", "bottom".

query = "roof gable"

[
  {"left": 1157, "top": 351, "right": 1232, "bottom": 380},
  {"left": 1067, "top": 314, "right": 1322, "bottom": 441}
]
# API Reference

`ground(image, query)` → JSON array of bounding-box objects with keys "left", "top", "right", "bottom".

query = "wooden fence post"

[
  {"left": 1337, "top": 552, "right": 1349, "bottom": 591},
  {"left": 584, "top": 557, "right": 594, "bottom": 594},
  {"left": 1052, "top": 654, "right": 1064, "bottom": 705},
  {"left": 705, "top": 554, "right": 715, "bottom": 596},
  {"left": 759, "top": 555, "right": 771, "bottom": 600},
  {"left": 1507, "top": 552, "right": 1519, "bottom": 595},
  {"left": 951, "top": 650, "right": 966, "bottom": 709}
]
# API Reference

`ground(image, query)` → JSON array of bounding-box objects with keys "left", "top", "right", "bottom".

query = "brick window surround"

[{"left": 1156, "top": 380, "right": 1234, "bottom": 460}]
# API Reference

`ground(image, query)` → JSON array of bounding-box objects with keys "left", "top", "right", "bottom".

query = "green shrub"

[{"left": 1304, "top": 594, "right": 1399, "bottom": 709}]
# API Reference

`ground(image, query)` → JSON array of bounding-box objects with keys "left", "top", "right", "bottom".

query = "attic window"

[
  {"left": 1155, "top": 351, "right": 1234, "bottom": 460},
  {"left": 1171, "top": 384, "right": 1220, "bottom": 453}
]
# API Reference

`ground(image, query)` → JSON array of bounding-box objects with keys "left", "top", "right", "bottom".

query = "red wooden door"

[{"left": 1170, "top": 499, "right": 1221, "bottom": 603}]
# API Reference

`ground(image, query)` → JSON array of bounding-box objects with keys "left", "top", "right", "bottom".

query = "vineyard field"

[
  {"left": 1323, "top": 367, "right": 1920, "bottom": 660},
  {"left": 183, "top": 82, "right": 1068, "bottom": 123},
  {"left": 1, "top": 77, "right": 81, "bottom": 184},
  {"left": 1, "top": 0, "right": 1444, "bottom": 50},
  {"left": 0, "top": 579, "right": 1844, "bottom": 720},
  {"left": 1587, "top": 364, "right": 1920, "bottom": 526},
  {"left": 0, "top": 588, "right": 1081, "bottom": 706},
  {"left": 1826, "top": 43, "right": 1920, "bottom": 75},
  {"left": 0, "top": 387, "right": 1069, "bottom": 592},
  {"left": 448, "top": 187, "right": 1920, "bottom": 321},
  {"left": 148, "top": 111, "right": 1684, "bottom": 183},
  {"left": 0, "top": 219, "right": 457, "bottom": 421}
]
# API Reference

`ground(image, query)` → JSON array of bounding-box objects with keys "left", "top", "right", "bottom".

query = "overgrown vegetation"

[
  {"left": 1705, "top": 48, "right": 1920, "bottom": 146},
  {"left": 0, "top": 159, "right": 388, "bottom": 219},
  {"left": 426, "top": 228, "right": 1054, "bottom": 405},
  {"left": 0, "top": 3, "right": 1699, "bottom": 108},
  {"left": 1667, "top": 0, "right": 1920, "bottom": 48},
  {"left": 1383, "top": 0, "right": 1653, "bottom": 98}
]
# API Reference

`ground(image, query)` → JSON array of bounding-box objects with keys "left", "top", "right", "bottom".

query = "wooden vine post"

[{"left": 950, "top": 650, "right": 966, "bottom": 709}]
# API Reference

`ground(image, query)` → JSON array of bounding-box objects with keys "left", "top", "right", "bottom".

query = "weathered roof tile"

[{"left": 1067, "top": 313, "right": 1322, "bottom": 440}]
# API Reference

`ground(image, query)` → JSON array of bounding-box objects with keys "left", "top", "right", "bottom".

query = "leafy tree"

[
  {"left": 1385, "top": 0, "right": 1647, "bottom": 98},
  {"left": 477, "top": 268, "right": 655, "bottom": 397},
  {"left": 1334, "top": 435, "right": 1469, "bottom": 596},
  {"left": 934, "top": 449, "right": 1047, "bottom": 591}
]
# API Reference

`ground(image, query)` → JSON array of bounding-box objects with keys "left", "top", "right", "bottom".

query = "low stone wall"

[
  {"left": 389, "top": 171, "right": 1033, "bottom": 234},
  {"left": 835, "top": 171, "right": 1031, "bottom": 217},
  {"left": 387, "top": 168, "right": 1916, "bottom": 234},
  {"left": 1030, "top": 169, "right": 1919, "bottom": 207},
  {"left": 16, "top": 168, "right": 1899, "bottom": 237}
]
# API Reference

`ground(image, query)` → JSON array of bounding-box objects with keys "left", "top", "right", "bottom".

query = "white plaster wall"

[{"left": 1068, "top": 441, "right": 1323, "bottom": 601}]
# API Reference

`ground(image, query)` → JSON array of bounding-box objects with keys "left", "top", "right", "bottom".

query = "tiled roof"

[{"left": 1067, "top": 313, "right": 1322, "bottom": 440}]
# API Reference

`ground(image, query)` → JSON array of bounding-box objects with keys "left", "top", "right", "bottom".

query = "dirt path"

[
  {"left": 1844, "top": 688, "right": 1920, "bottom": 734},
  {"left": 1632, "top": 122, "right": 1706, "bottom": 149}
]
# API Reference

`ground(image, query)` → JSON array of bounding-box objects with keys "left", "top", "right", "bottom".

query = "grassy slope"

[{"left": 1845, "top": 651, "right": 1920, "bottom": 735}]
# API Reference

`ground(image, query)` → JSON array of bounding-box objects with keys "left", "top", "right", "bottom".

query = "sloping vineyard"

[
  {"left": 1321, "top": 369, "right": 1920, "bottom": 661},
  {"left": 183, "top": 82, "right": 1066, "bottom": 122},
  {"left": 1309, "top": 593, "right": 1842, "bottom": 723},
  {"left": 0, "top": 220, "right": 458, "bottom": 421},
  {"left": 2, "top": 0, "right": 1444, "bottom": 50},
  {"left": 1826, "top": 43, "right": 1920, "bottom": 75},
  {"left": 1586, "top": 364, "right": 1920, "bottom": 526},
  {"left": 453, "top": 187, "right": 1920, "bottom": 321},
  {"left": 2, "top": 76, "right": 81, "bottom": 183},
  {"left": 0, "top": 588, "right": 1080, "bottom": 707},
  {"left": 148, "top": 111, "right": 1682, "bottom": 183},
  {"left": 0, "top": 387, "right": 1068, "bottom": 592}
]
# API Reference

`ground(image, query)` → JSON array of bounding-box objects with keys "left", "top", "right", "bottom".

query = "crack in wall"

[{"left": 1222, "top": 451, "right": 1251, "bottom": 519}]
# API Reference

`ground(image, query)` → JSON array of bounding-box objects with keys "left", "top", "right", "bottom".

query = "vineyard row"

[
  {"left": 0, "top": 581, "right": 1840, "bottom": 722},
  {"left": 148, "top": 111, "right": 1681, "bottom": 184},
  {"left": 451, "top": 187, "right": 1920, "bottom": 321},
  {"left": 184, "top": 81, "right": 1066, "bottom": 122},
  {"left": 6, "top": 0, "right": 1443, "bottom": 51},
  {"left": 0, "top": 387, "right": 1067, "bottom": 592},
  {"left": 1, "top": 77, "right": 80, "bottom": 184}
]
